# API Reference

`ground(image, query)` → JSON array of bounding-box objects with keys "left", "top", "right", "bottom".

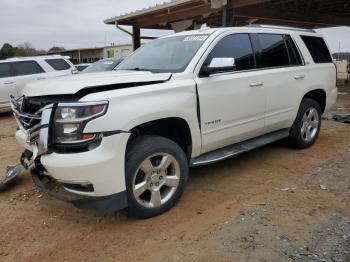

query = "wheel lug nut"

[
  {"left": 150, "top": 183, "right": 153, "bottom": 187},
  {"left": 159, "top": 176, "right": 163, "bottom": 180},
  {"left": 156, "top": 182, "right": 159, "bottom": 186}
]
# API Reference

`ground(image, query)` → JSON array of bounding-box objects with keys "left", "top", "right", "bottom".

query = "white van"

[{"left": 0, "top": 55, "right": 76, "bottom": 108}]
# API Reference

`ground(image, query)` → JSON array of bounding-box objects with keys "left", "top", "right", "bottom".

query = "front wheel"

[
  {"left": 125, "top": 136, "right": 188, "bottom": 218},
  {"left": 288, "top": 98, "right": 322, "bottom": 149}
]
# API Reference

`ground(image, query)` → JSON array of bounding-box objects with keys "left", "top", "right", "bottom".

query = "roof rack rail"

[{"left": 244, "top": 24, "right": 316, "bottom": 33}]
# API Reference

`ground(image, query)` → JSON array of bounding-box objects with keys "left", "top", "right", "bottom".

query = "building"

[
  {"left": 104, "top": 0, "right": 350, "bottom": 50},
  {"left": 48, "top": 44, "right": 133, "bottom": 64}
]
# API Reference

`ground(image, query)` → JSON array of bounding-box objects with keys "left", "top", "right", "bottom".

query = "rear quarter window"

[
  {"left": 45, "top": 59, "right": 71, "bottom": 71},
  {"left": 300, "top": 36, "right": 332, "bottom": 63}
]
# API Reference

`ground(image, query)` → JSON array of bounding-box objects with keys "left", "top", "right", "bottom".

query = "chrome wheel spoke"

[
  {"left": 311, "top": 120, "right": 319, "bottom": 129},
  {"left": 158, "top": 155, "right": 173, "bottom": 172},
  {"left": 150, "top": 190, "right": 162, "bottom": 207},
  {"left": 301, "top": 124, "right": 306, "bottom": 136},
  {"left": 302, "top": 114, "right": 308, "bottom": 123},
  {"left": 134, "top": 181, "right": 148, "bottom": 198},
  {"left": 140, "top": 158, "right": 154, "bottom": 174},
  {"left": 165, "top": 175, "right": 180, "bottom": 188},
  {"left": 308, "top": 109, "right": 315, "bottom": 121},
  {"left": 305, "top": 127, "right": 312, "bottom": 141}
]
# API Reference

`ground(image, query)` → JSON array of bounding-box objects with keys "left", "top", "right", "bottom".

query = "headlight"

[{"left": 53, "top": 101, "right": 108, "bottom": 144}]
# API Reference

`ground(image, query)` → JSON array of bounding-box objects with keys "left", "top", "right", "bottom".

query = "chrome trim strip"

[
  {"left": 57, "top": 101, "right": 109, "bottom": 107},
  {"left": 38, "top": 107, "right": 53, "bottom": 155}
]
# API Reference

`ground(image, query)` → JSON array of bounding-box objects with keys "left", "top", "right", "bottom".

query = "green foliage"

[{"left": 0, "top": 43, "right": 16, "bottom": 60}]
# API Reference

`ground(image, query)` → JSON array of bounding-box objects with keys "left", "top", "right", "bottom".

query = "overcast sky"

[{"left": 0, "top": 0, "right": 349, "bottom": 53}]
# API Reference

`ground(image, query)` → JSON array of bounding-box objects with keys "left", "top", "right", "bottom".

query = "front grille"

[{"left": 10, "top": 96, "right": 54, "bottom": 147}]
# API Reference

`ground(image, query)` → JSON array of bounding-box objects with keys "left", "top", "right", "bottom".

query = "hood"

[{"left": 22, "top": 70, "right": 172, "bottom": 97}]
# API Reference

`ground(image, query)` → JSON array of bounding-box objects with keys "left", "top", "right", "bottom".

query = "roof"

[
  {"left": 104, "top": 0, "right": 350, "bottom": 29},
  {"left": 161, "top": 25, "right": 320, "bottom": 38},
  {"left": 3, "top": 55, "right": 70, "bottom": 62}
]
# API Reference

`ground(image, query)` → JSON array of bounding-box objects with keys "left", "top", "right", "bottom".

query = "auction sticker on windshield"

[{"left": 184, "top": 35, "right": 208, "bottom": 42}]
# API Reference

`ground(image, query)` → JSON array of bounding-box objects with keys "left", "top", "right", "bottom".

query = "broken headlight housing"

[{"left": 53, "top": 101, "right": 108, "bottom": 145}]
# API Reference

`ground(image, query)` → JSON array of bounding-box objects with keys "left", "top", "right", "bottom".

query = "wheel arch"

[
  {"left": 302, "top": 89, "right": 327, "bottom": 114},
  {"left": 128, "top": 117, "right": 195, "bottom": 159}
]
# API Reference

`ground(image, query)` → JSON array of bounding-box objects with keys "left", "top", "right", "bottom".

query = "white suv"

[
  {"left": 10, "top": 26, "right": 337, "bottom": 218},
  {"left": 0, "top": 55, "right": 76, "bottom": 108}
]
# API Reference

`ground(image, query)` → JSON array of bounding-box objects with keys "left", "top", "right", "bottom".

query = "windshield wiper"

[{"left": 122, "top": 67, "right": 153, "bottom": 72}]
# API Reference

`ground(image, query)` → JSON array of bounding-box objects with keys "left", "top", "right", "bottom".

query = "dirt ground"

[{"left": 0, "top": 87, "right": 349, "bottom": 262}]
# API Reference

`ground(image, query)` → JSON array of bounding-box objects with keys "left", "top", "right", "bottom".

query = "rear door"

[
  {"left": 251, "top": 33, "right": 300, "bottom": 133},
  {"left": 0, "top": 62, "right": 16, "bottom": 105},
  {"left": 195, "top": 33, "right": 266, "bottom": 153},
  {"left": 12, "top": 61, "right": 47, "bottom": 95}
]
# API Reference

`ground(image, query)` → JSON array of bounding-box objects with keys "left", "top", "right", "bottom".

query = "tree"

[
  {"left": 15, "top": 42, "right": 39, "bottom": 57},
  {"left": 0, "top": 43, "right": 16, "bottom": 60},
  {"left": 48, "top": 46, "right": 66, "bottom": 53}
]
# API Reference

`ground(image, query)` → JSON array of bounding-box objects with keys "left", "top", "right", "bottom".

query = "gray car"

[{"left": 81, "top": 57, "right": 124, "bottom": 73}]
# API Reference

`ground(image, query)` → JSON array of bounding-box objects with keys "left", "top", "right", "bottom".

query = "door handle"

[
  {"left": 37, "top": 77, "right": 46, "bottom": 80},
  {"left": 3, "top": 81, "right": 14, "bottom": 84},
  {"left": 294, "top": 75, "right": 305, "bottom": 80},
  {"left": 250, "top": 81, "right": 264, "bottom": 87}
]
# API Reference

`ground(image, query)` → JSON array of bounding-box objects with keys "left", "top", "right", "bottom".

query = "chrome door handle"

[
  {"left": 37, "top": 78, "right": 46, "bottom": 80},
  {"left": 294, "top": 75, "right": 305, "bottom": 80},
  {"left": 250, "top": 81, "right": 264, "bottom": 87},
  {"left": 3, "top": 81, "right": 14, "bottom": 84}
]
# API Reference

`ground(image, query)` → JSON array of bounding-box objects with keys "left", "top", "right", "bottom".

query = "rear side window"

[
  {"left": 300, "top": 36, "right": 332, "bottom": 63},
  {"left": 0, "top": 63, "right": 13, "bottom": 78},
  {"left": 284, "top": 35, "right": 303, "bottom": 66},
  {"left": 45, "top": 59, "right": 71, "bottom": 71},
  {"left": 13, "top": 61, "right": 45, "bottom": 76},
  {"left": 256, "top": 34, "right": 290, "bottom": 68},
  {"left": 205, "top": 33, "right": 255, "bottom": 71}
]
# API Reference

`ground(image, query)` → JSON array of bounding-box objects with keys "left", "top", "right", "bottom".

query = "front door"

[{"left": 195, "top": 33, "right": 266, "bottom": 154}]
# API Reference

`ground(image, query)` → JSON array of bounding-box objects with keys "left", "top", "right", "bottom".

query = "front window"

[{"left": 117, "top": 35, "right": 209, "bottom": 73}]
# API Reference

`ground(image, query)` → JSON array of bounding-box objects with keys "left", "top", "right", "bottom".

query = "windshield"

[
  {"left": 117, "top": 35, "right": 209, "bottom": 73},
  {"left": 82, "top": 58, "right": 123, "bottom": 73}
]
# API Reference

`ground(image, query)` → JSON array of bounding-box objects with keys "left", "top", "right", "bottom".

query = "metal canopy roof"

[{"left": 104, "top": 0, "right": 350, "bottom": 29}]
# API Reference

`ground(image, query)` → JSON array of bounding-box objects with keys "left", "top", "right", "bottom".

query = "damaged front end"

[{"left": 7, "top": 96, "right": 127, "bottom": 214}]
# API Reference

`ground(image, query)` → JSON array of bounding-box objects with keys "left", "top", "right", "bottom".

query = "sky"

[{"left": 0, "top": 0, "right": 350, "bottom": 53}]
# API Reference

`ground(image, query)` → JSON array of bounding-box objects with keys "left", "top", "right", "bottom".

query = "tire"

[
  {"left": 288, "top": 98, "right": 322, "bottom": 149},
  {"left": 125, "top": 136, "right": 189, "bottom": 218}
]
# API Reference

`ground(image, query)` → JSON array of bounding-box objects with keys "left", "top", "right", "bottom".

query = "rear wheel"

[
  {"left": 125, "top": 136, "right": 188, "bottom": 218},
  {"left": 288, "top": 98, "right": 322, "bottom": 149}
]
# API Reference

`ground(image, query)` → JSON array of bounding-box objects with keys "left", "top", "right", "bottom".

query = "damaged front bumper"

[
  {"left": 10, "top": 96, "right": 131, "bottom": 214},
  {"left": 31, "top": 169, "right": 127, "bottom": 214}
]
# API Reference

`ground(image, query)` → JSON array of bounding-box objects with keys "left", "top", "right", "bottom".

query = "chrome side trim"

[{"left": 38, "top": 107, "right": 53, "bottom": 155}]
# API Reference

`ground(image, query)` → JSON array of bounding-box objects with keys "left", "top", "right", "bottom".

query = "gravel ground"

[{"left": 0, "top": 86, "right": 349, "bottom": 262}]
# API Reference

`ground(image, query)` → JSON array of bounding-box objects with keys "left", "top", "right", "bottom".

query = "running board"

[{"left": 191, "top": 129, "right": 290, "bottom": 167}]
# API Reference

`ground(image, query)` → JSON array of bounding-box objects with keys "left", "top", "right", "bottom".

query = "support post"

[
  {"left": 132, "top": 26, "right": 141, "bottom": 51},
  {"left": 222, "top": 5, "right": 233, "bottom": 26}
]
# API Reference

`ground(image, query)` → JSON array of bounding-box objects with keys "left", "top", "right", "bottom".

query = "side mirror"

[{"left": 202, "top": 57, "right": 236, "bottom": 76}]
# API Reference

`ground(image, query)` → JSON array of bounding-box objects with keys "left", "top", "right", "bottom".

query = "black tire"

[
  {"left": 125, "top": 136, "right": 188, "bottom": 219},
  {"left": 288, "top": 98, "right": 322, "bottom": 149}
]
